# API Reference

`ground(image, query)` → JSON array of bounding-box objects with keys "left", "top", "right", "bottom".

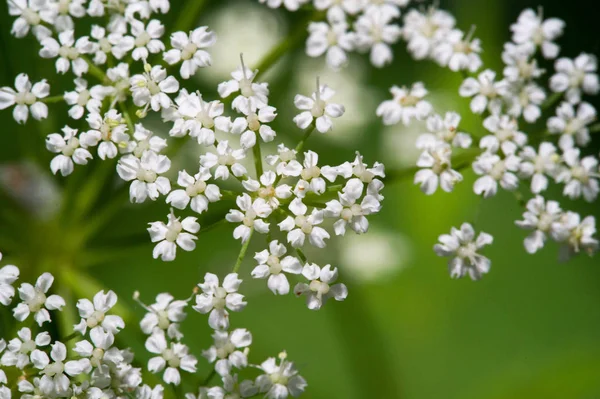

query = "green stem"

[
  {"left": 295, "top": 122, "right": 316, "bottom": 153},
  {"left": 542, "top": 91, "right": 563, "bottom": 110},
  {"left": 171, "top": 0, "right": 207, "bottom": 34},
  {"left": 201, "top": 369, "right": 217, "bottom": 386},
  {"left": 82, "top": 55, "right": 107, "bottom": 82},
  {"left": 252, "top": 133, "right": 264, "bottom": 177},
  {"left": 589, "top": 122, "right": 600, "bottom": 133},
  {"left": 295, "top": 248, "right": 307, "bottom": 263},
  {"left": 41, "top": 95, "right": 64, "bottom": 104},
  {"left": 232, "top": 228, "right": 254, "bottom": 273},
  {"left": 119, "top": 101, "right": 136, "bottom": 133}
]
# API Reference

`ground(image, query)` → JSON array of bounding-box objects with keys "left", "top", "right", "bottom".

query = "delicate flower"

[
  {"left": 90, "top": 25, "right": 134, "bottom": 64},
  {"left": 148, "top": 212, "right": 200, "bottom": 261},
  {"left": 414, "top": 144, "right": 463, "bottom": 195},
  {"left": 550, "top": 53, "right": 599, "bottom": 104},
  {"left": 73, "top": 327, "right": 120, "bottom": 368},
  {"left": 117, "top": 151, "right": 172, "bottom": 203},
  {"left": 1, "top": 328, "right": 50, "bottom": 369},
  {"left": 472, "top": 152, "right": 521, "bottom": 198},
  {"left": 505, "top": 82, "right": 546, "bottom": 123},
  {"left": 256, "top": 352, "right": 307, "bottom": 398},
  {"left": 553, "top": 212, "right": 598, "bottom": 261},
  {"left": 200, "top": 140, "right": 247, "bottom": 180},
  {"left": 313, "top": 0, "right": 364, "bottom": 17},
  {"left": 39, "top": 30, "right": 94, "bottom": 76},
  {"left": 293, "top": 80, "right": 345, "bottom": 133},
  {"left": 0, "top": 73, "right": 49, "bottom": 124},
  {"left": 203, "top": 329, "right": 252, "bottom": 376},
  {"left": 166, "top": 168, "right": 221, "bottom": 214},
  {"left": 241, "top": 171, "right": 292, "bottom": 210},
  {"left": 130, "top": 19, "right": 165, "bottom": 61},
  {"left": 293, "top": 150, "right": 338, "bottom": 198},
  {"left": 0, "top": 262, "right": 20, "bottom": 306},
  {"left": 432, "top": 28, "right": 482, "bottom": 72},
  {"left": 458, "top": 69, "right": 508, "bottom": 115},
  {"left": 502, "top": 42, "right": 543, "bottom": 82},
  {"left": 45, "top": 126, "right": 92, "bottom": 176},
  {"left": 515, "top": 196, "right": 563, "bottom": 254},
  {"left": 518, "top": 142, "right": 560, "bottom": 193},
  {"left": 218, "top": 57, "right": 269, "bottom": 114},
  {"left": 208, "top": 374, "right": 257, "bottom": 399},
  {"left": 434, "top": 223, "right": 493, "bottom": 280},
  {"left": 376, "top": 82, "right": 432, "bottom": 126},
  {"left": 129, "top": 123, "right": 168, "bottom": 158},
  {"left": 73, "top": 290, "right": 124, "bottom": 336},
  {"left": 7, "top": 0, "right": 54, "bottom": 39},
  {"left": 135, "top": 384, "right": 165, "bottom": 399},
  {"left": 32, "top": 342, "right": 90, "bottom": 396},
  {"left": 556, "top": 148, "right": 599, "bottom": 202},
  {"left": 80, "top": 110, "right": 130, "bottom": 160},
  {"left": 226, "top": 193, "right": 272, "bottom": 243},
  {"left": 252, "top": 240, "right": 302, "bottom": 295},
  {"left": 13, "top": 273, "right": 65, "bottom": 326},
  {"left": 106, "top": 62, "right": 131, "bottom": 102},
  {"left": 164, "top": 27, "right": 216, "bottom": 79},
  {"left": 480, "top": 114, "right": 528, "bottom": 155},
  {"left": 52, "top": 0, "right": 86, "bottom": 32},
  {"left": 266, "top": 144, "right": 303, "bottom": 177},
  {"left": 193, "top": 273, "right": 246, "bottom": 330},
  {"left": 306, "top": 17, "right": 355, "bottom": 70},
  {"left": 145, "top": 332, "right": 197, "bottom": 385},
  {"left": 258, "top": 0, "right": 309, "bottom": 11},
  {"left": 139, "top": 293, "right": 188, "bottom": 340},
  {"left": 130, "top": 64, "right": 179, "bottom": 113},
  {"left": 279, "top": 198, "right": 330, "bottom": 248},
  {"left": 416, "top": 112, "right": 472, "bottom": 149},
  {"left": 294, "top": 264, "right": 348, "bottom": 310},
  {"left": 510, "top": 8, "right": 564, "bottom": 59},
  {"left": 231, "top": 105, "right": 277, "bottom": 149},
  {"left": 354, "top": 6, "right": 402, "bottom": 67},
  {"left": 402, "top": 7, "right": 455, "bottom": 59},
  {"left": 325, "top": 178, "right": 381, "bottom": 234},
  {"left": 547, "top": 101, "right": 596, "bottom": 150},
  {"left": 63, "top": 78, "right": 108, "bottom": 120}
]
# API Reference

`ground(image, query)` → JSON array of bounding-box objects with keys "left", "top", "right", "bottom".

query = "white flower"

[
  {"left": 258, "top": 0, "right": 309, "bottom": 11},
  {"left": 337, "top": 153, "right": 386, "bottom": 198},
  {"left": 416, "top": 112, "right": 472, "bottom": 149},
  {"left": 168, "top": 90, "right": 231, "bottom": 145},
  {"left": 279, "top": 198, "right": 330, "bottom": 248},
  {"left": 293, "top": 80, "right": 345, "bottom": 133},
  {"left": 148, "top": 212, "right": 200, "bottom": 261},
  {"left": 434, "top": 223, "right": 493, "bottom": 280},
  {"left": 472, "top": 152, "right": 521, "bottom": 198},
  {"left": 7, "top": 0, "right": 54, "bottom": 39},
  {"left": 39, "top": 30, "right": 94, "bottom": 76},
  {"left": 90, "top": 25, "right": 134, "bottom": 64},
  {"left": 547, "top": 102, "right": 596, "bottom": 150},
  {"left": 402, "top": 8, "right": 455, "bottom": 60},
  {"left": 252, "top": 240, "right": 302, "bottom": 295},
  {"left": 458, "top": 69, "right": 508, "bottom": 115},
  {"left": 80, "top": 110, "right": 130, "bottom": 160},
  {"left": 0, "top": 73, "right": 49, "bottom": 124},
  {"left": 208, "top": 374, "right": 257, "bottom": 399},
  {"left": 376, "top": 82, "right": 432, "bottom": 126},
  {"left": 1, "top": 328, "right": 50, "bottom": 369},
  {"left": 510, "top": 8, "right": 564, "bottom": 59},
  {"left": 354, "top": 6, "right": 401, "bottom": 67},
  {"left": 294, "top": 264, "right": 348, "bottom": 310},
  {"left": 502, "top": 42, "right": 543, "bottom": 82},
  {"left": 0, "top": 262, "right": 19, "bottom": 306},
  {"left": 13, "top": 273, "right": 65, "bottom": 326},
  {"left": 63, "top": 78, "right": 107, "bottom": 120},
  {"left": 256, "top": 353, "right": 307, "bottom": 398},
  {"left": 166, "top": 168, "right": 221, "bottom": 214},
  {"left": 414, "top": 144, "right": 463, "bottom": 195},
  {"left": 306, "top": 17, "right": 355, "bottom": 70},
  {"left": 193, "top": 273, "right": 247, "bottom": 330},
  {"left": 203, "top": 329, "right": 252, "bottom": 377},
  {"left": 136, "top": 384, "right": 165, "bottom": 399},
  {"left": 432, "top": 28, "right": 482, "bottom": 72},
  {"left": 505, "top": 82, "right": 546, "bottom": 123},
  {"left": 146, "top": 332, "right": 197, "bottom": 385},
  {"left": 553, "top": 213, "right": 598, "bottom": 261},
  {"left": 73, "top": 327, "right": 120, "bottom": 368},
  {"left": 556, "top": 148, "right": 599, "bottom": 202},
  {"left": 52, "top": 0, "right": 86, "bottom": 32},
  {"left": 550, "top": 53, "right": 599, "bottom": 104},
  {"left": 266, "top": 144, "right": 303, "bottom": 177},
  {"left": 33, "top": 342, "right": 90, "bottom": 396},
  {"left": 46, "top": 126, "right": 92, "bottom": 176},
  {"left": 73, "top": 290, "right": 124, "bottom": 336},
  {"left": 130, "top": 19, "right": 165, "bottom": 61},
  {"left": 117, "top": 151, "right": 172, "bottom": 203},
  {"left": 242, "top": 171, "right": 292, "bottom": 210},
  {"left": 480, "top": 114, "right": 528, "bottom": 155},
  {"left": 293, "top": 150, "right": 338, "bottom": 198},
  {"left": 515, "top": 196, "right": 563, "bottom": 254},
  {"left": 131, "top": 64, "right": 179, "bottom": 112},
  {"left": 231, "top": 105, "right": 277, "bottom": 149},
  {"left": 218, "top": 58, "right": 269, "bottom": 114},
  {"left": 518, "top": 142, "right": 560, "bottom": 194},
  {"left": 129, "top": 123, "right": 168, "bottom": 158},
  {"left": 164, "top": 27, "right": 216, "bottom": 79},
  {"left": 325, "top": 178, "right": 381, "bottom": 234},
  {"left": 139, "top": 293, "right": 187, "bottom": 340},
  {"left": 313, "top": 0, "right": 364, "bottom": 17},
  {"left": 226, "top": 193, "right": 272, "bottom": 243},
  {"left": 106, "top": 62, "right": 131, "bottom": 102},
  {"left": 200, "top": 140, "right": 247, "bottom": 180}
]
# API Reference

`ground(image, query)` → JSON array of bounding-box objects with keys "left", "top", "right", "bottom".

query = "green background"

[{"left": 0, "top": 0, "right": 599, "bottom": 398}]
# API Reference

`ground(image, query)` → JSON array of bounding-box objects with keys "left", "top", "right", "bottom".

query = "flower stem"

[
  {"left": 171, "top": 0, "right": 207, "bottom": 34},
  {"left": 82, "top": 55, "right": 107, "bottom": 82},
  {"left": 589, "top": 122, "right": 600, "bottom": 133},
  {"left": 41, "top": 95, "right": 64, "bottom": 104},
  {"left": 119, "top": 101, "right": 136, "bottom": 133},
  {"left": 201, "top": 369, "right": 216, "bottom": 386},
  {"left": 295, "top": 122, "right": 316, "bottom": 153},
  {"left": 252, "top": 133, "right": 264, "bottom": 177},
  {"left": 232, "top": 228, "right": 254, "bottom": 273}
]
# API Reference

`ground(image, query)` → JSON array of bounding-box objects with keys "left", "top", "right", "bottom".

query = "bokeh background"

[{"left": 1, "top": 0, "right": 599, "bottom": 398}]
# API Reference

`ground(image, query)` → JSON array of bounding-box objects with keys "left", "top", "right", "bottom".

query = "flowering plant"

[{"left": 0, "top": 0, "right": 598, "bottom": 398}]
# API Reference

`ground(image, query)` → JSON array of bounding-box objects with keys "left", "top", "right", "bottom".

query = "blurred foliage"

[{"left": 1, "top": 0, "right": 600, "bottom": 398}]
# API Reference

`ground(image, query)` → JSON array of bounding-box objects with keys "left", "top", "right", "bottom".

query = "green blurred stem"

[
  {"left": 119, "top": 101, "right": 136, "bottom": 133},
  {"left": 41, "top": 95, "right": 64, "bottom": 104},
  {"left": 295, "top": 248, "right": 307, "bottom": 263},
  {"left": 252, "top": 132, "right": 264, "bottom": 177},
  {"left": 295, "top": 122, "right": 316, "bottom": 153},
  {"left": 542, "top": 91, "right": 563, "bottom": 110},
  {"left": 232, "top": 228, "right": 253, "bottom": 273},
  {"left": 589, "top": 122, "right": 600, "bottom": 133},
  {"left": 82, "top": 55, "right": 107, "bottom": 82},
  {"left": 201, "top": 369, "right": 217, "bottom": 386},
  {"left": 171, "top": 0, "right": 207, "bottom": 33}
]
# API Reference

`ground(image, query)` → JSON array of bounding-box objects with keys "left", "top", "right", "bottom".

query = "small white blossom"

[
  {"left": 518, "top": 142, "right": 560, "bottom": 194},
  {"left": 293, "top": 80, "right": 345, "bottom": 133},
  {"left": 8, "top": 0, "right": 54, "bottom": 39},
  {"left": 402, "top": 8, "right": 455, "bottom": 60},
  {"left": 502, "top": 42, "right": 543, "bottom": 82},
  {"left": 13, "top": 273, "right": 65, "bottom": 326},
  {"left": 473, "top": 152, "right": 521, "bottom": 198},
  {"left": 200, "top": 140, "right": 247, "bottom": 180},
  {"left": 252, "top": 240, "right": 302, "bottom": 295},
  {"left": 294, "top": 264, "right": 347, "bottom": 310},
  {"left": 218, "top": 57, "right": 269, "bottom": 114},
  {"left": 166, "top": 168, "right": 221, "bottom": 214},
  {"left": 258, "top": 0, "right": 309, "bottom": 11},
  {"left": 80, "top": 110, "right": 130, "bottom": 160},
  {"left": 139, "top": 293, "right": 187, "bottom": 340},
  {"left": 203, "top": 329, "right": 252, "bottom": 377},
  {"left": 193, "top": 273, "right": 247, "bottom": 330},
  {"left": 515, "top": 196, "right": 563, "bottom": 254},
  {"left": 293, "top": 150, "right": 338, "bottom": 198},
  {"left": 46, "top": 126, "right": 92, "bottom": 176},
  {"left": 279, "top": 199, "right": 330, "bottom": 248},
  {"left": 553, "top": 212, "right": 598, "bottom": 261},
  {"left": 208, "top": 374, "right": 257, "bottom": 399},
  {"left": 547, "top": 101, "right": 597, "bottom": 150},
  {"left": 164, "top": 27, "right": 216, "bottom": 79},
  {"left": 145, "top": 332, "right": 197, "bottom": 385},
  {"left": 63, "top": 78, "right": 107, "bottom": 120},
  {"left": 414, "top": 144, "right": 463, "bottom": 195},
  {"left": 242, "top": 171, "right": 292, "bottom": 210},
  {"left": 416, "top": 112, "right": 472, "bottom": 149},
  {"left": 506, "top": 82, "right": 546, "bottom": 123},
  {"left": 231, "top": 105, "right": 277, "bottom": 149},
  {"left": 306, "top": 17, "right": 355, "bottom": 70},
  {"left": 480, "top": 114, "right": 528, "bottom": 155},
  {"left": 256, "top": 353, "right": 307, "bottom": 399},
  {"left": 129, "top": 123, "right": 168, "bottom": 158},
  {"left": 550, "top": 53, "right": 599, "bottom": 104},
  {"left": 90, "top": 25, "right": 134, "bottom": 64},
  {"left": 39, "top": 30, "right": 94, "bottom": 76},
  {"left": 73, "top": 290, "right": 124, "bottom": 335},
  {"left": 432, "top": 28, "right": 482, "bottom": 72},
  {"left": 434, "top": 223, "right": 493, "bottom": 280},
  {"left": 458, "top": 69, "right": 508, "bottom": 115},
  {"left": 266, "top": 144, "right": 303, "bottom": 177},
  {"left": 0, "top": 262, "right": 19, "bottom": 306},
  {"left": 33, "top": 342, "right": 90, "bottom": 396},
  {"left": 376, "top": 82, "right": 432, "bottom": 126},
  {"left": 0, "top": 73, "right": 49, "bottom": 124},
  {"left": 226, "top": 193, "right": 272, "bottom": 243},
  {"left": 1, "top": 328, "right": 50, "bottom": 369},
  {"left": 117, "top": 151, "right": 172, "bottom": 203},
  {"left": 556, "top": 148, "right": 599, "bottom": 202},
  {"left": 130, "top": 19, "right": 165, "bottom": 61},
  {"left": 510, "top": 8, "right": 564, "bottom": 59},
  {"left": 325, "top": 178, "right": 381, "bottom": 234},
  {"left": 148, "top": 212, "right": 200, "bottom": 261},
  {"left": 354, "top": 6, "right": 401, "bottom": 67},
  {"left": 131, "top": 64, "right": 179, "bottom": 113}
]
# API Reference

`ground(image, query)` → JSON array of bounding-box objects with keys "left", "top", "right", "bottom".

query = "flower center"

[
  {"left": 162, "top": 348, "right": 181, "bottom": 368},
  {"left": 181, "top": 42, "right": 198, "bottom": 60},
  {"left": 22, "top": 8, "right": 40, "bottom": 25},
  {"left": 309, "top": 280, "right": 329, "bottom": 295},
  {"left": 43, "top": 361, "right": 65, "bottom": 377},
  {"left": 186, "top": 179, "right": 207, "bottom": 197},
  {"left": 136, "top": 168, "right": 157, "bottom": 183},
  {"left": 247, "top": 113, "right": 261, "bottom": 131},
  {"left": 135, "top": 31, "right": 151, "bottom": 47},
  {"left": 300, "top": 166, "right": 320, "bottom": 181},
  {"left": 14, "top": 91, "right": 36, "bottom": 106},
  {"left": 20, "top": 339, "right": 36, "bottom": 354},
  {"left": 294, "top": 215, "right": 313, "bottom": 234},
  {"left": 310, "top": 99, "right": 326, "bottom": 117},
  {"left": 27, "top": 290, "right": 47, "bottom": 312},
  {"left": 165, "top": 221, "right": 182, "bottom": 242},
  {"left": 239, "top": 78, "right": 254, "bottom": 97},
  {"left": 86, "top": 310, "right": 106, "bottom": 328},
  {"left": 58, "top": 46, "right": 79, "bottom": 60}
]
